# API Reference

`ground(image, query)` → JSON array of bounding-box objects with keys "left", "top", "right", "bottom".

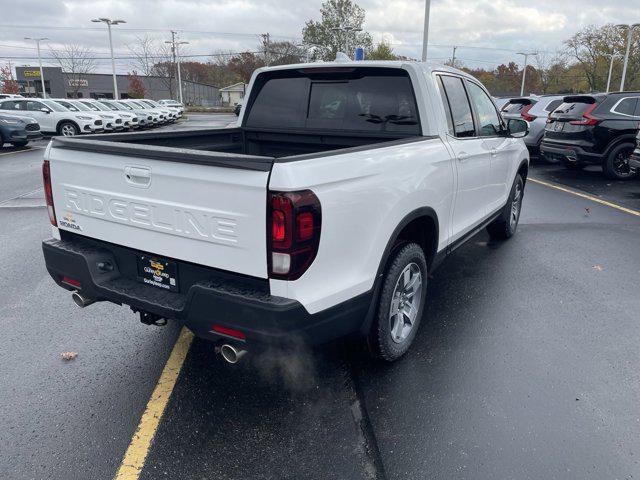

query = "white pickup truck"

[{"left": 41, "top": 60, "right": 529, "bottom": 362}]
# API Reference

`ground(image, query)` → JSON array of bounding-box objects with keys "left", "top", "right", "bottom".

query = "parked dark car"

[
  {"left": 0, "top": 113, "right": 42, "bottom": 148},
  {"left": 541, "top": 92, "right": 640, "bottom": 179}
]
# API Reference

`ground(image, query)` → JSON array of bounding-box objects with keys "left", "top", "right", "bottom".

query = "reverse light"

[
  {"left": 42, "top": 160, "right": 57, "bottom": 226},
  {"left": 268, "top": 190, "right": 321, "bottom": 280},
  {"left": 569, "top": 103, "right": 599, "bottom": 125}
]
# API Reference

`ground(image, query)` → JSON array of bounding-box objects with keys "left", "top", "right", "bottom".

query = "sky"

[{"left": 0, "top": 0, "right": 636, "bottom": 76}]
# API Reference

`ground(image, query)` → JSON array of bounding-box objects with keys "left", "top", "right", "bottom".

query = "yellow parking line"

[
  {"left": 0, "top": 146, "right": 45, "bottom": 156},
  {"left": 114, "top": 327, "right": 194, "bottom": 480},
  {"left": 529, "top": 177, "right": 640, "bottom": 217}
]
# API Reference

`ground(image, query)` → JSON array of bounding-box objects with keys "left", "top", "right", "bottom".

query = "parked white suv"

[
  {"left": 76, "top": 100, "right": 126, "bottom": 132},
  {"left": 140, "top": 99, "right": 177, "bottom": 121},
  {"left": 123, "top": 100, "right": 164, "bottom": 124},
  {"left": 0, "top": 98, "right": 103, "bottom": 136},
  {"left": 95, "top": 100, "right": 140, "bottom": 130},
  {"left": 158, "top": 99, "right": 184, "bottom": 117},
  {"left": 41, "top": 61, "right": 529, "bottom": 361},
  {"left": 101, "top": 100, "right": 153, "bottom": 128}
]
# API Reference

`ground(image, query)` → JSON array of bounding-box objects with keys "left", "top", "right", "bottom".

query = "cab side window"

[
  {"left": 0, "top": 101, "right": 22, "bottom": 110},
  {"left": 466, "top": 81, "right": 502, "bottom": 137},
  {"left": 27, "top": 101, "right": 46, "bottom": 112},
  {"left": 438, "top": 75, "right": 475, "bottom": 138}
]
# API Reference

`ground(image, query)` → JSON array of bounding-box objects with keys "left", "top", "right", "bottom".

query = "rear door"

[
  {"left": 26, "top": 100, "right": 55, "bottom": 132},
  {"left": 48, "top": 147, "right": 271, "bottom": 278},
  {"left": 436, "top": 74, "right": 490, "bottom": 240}
]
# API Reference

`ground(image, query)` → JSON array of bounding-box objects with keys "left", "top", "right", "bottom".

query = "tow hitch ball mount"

[{"left": 132, "top": 308, "right": 167, "bottom": 326}]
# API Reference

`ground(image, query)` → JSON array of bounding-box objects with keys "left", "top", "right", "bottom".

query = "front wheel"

[
  {"left": 603, "top": 143, "right": 636, "bottom": 180},
  {"left": 368, "top": 243, "right": 428, "bottom": 362},
  {"left": 487, "top": 174, "right": 524, "bottom": 240},
  {"left": 58, "top": 122, "right": 79, "bottom": 137}
]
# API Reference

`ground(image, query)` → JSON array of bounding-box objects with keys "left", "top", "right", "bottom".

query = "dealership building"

[{"left": 15, "top": 66, "right": 220, "bottom": 106}]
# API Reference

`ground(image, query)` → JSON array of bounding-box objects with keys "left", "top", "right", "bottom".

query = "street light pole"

[
  {"left": 166, "top": 32, "right": 189, "bottom": 103},
  {"left": 422, "top": 0, "right": 431, "bottom": 62},
  {"left": 616, "top": 24, "right": 640, "bottom": 91},
  {"left": 605, "top": 54, "right": 621, "bottom": 93},
  {"left": 91, "top": 18, "right": 126, "bottom": 99},
  {"left": 24, "top": 37, "right": 49, "bottom": 98},
  {"left": 517, "top": 51, "right": 537, "bottom": 97}
]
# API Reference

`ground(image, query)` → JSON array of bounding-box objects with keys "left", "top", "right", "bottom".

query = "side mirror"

[
  {"left": 40, "top": 107, "right": 51, "bottom": 114},
  {"left": 507, "top": 118, "right": 528, "bottom": 138}
]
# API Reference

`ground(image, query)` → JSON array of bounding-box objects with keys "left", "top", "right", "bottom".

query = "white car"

[
  {"left": 101, "top": 100, "right": 154, "bottom": 128},
  {"left": 51, "top": 99, "right": 107, "bottom": 133},
  {"left": 0, "top": 98, "right": 103, "bottom": 136},
  {"left": 140, "top": 99, "right": 177, "bottom": 121},
  {"left": 158, "top": 99, "right": 184, "bottom": 117},
  {"left": 0, "top": 94, "right": 24, "bottom": 99},
  {"left": 95, "top": 100, "right": 140, "bottom": 130},
  {"left": 41, "top": 60, "right": 529, "bottom": 362},
  {"left": 76, "top": 100, "right": 126, "bottom": 132},
  {"left": 124, "top": 100, "right": 165, "bottom": 124}
]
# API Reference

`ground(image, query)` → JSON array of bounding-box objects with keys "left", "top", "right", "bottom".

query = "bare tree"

[
  {"left": 50, "top": 44, "right": 96, "bottom": 98},
  {"left": 534, "top": 50, "right": 567, "bottom": 93},
  {"left": 128, "top": 36, "right": 175, "bottom": 97}
]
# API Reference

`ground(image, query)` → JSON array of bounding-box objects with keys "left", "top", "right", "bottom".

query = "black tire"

[
  {"left": 487, "top": 174, "right": 524, "bottom": 240},
  {"left": 368, "top": 243, "right": 428, "bottom": 362},
  {"left": 58, "top": 121, "right": 79, "bottom": 137},
  {"left": 603, "top": 143, "right": 636, "bottom": 180},
  {"left": 11, "top": 141, "right": 28, "bottom": 148}
]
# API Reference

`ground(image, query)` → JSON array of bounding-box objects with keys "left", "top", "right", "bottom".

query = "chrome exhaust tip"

[
  {"left": 220, "top": 344, "right": 247, "bottom": 364},
  {"left": 72, "top": 291, "right": 95, "bottom": 308}
]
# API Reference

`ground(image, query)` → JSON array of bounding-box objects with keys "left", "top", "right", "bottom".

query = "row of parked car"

[
  {"left": 0, "top": 95, "right": 184, "bottom": 148},
  {"left": 495, "top": 91, "right": 640, "bottom": 180}
]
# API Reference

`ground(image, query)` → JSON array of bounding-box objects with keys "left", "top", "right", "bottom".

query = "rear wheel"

[
  {"left": 487, "top": 174, "right": 524, "bottom": 240},
  {"left": 603, "top": 143, "right": 636, "bottom": 180},
  {"left": 368, "top": 243, "right": 428, "bottom": 362},
  {"left": 58, "top": 122, "right": 79, "bottom": 137}
]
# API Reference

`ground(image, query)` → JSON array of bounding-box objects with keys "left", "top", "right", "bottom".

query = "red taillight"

[
  {"left": 520, "top": 104, "right": 536, "bottom": 122},
  {"left": 212, "top": 325, "right": 246, "bottom": 340},
  {"left": 42, "top": 160, "right": 57, "bottom": 226},
  {"left": 268, "top": 190, "right": 321, "bottom": 280},
  {"left": 569, "top": 103, "right": 599, "bottom": 125},
  {"left": 61, "top": 276, "right": 81, "bottom": 288}
]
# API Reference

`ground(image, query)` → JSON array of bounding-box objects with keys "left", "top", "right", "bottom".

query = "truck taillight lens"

[
  {"left": 268, "top": 190, "right": 321, "bottom": 280},
  {"left": 42, "top": 160, "right": 57, "bottom": 226}
]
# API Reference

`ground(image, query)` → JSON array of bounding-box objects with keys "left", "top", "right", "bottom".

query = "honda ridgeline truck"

[{"left": 41, "top": 61, "right": 529, "bottom": 362}]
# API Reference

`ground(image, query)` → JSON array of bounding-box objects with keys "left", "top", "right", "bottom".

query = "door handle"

[
  {"left": 124, "top": 166, "right": 151, "bottom": 188},
  {"left": 490, "top": 149, "right": 498, "bottom": 157},
  {"left": 457, "top": 152, "right": 470, "bottom": 161}
]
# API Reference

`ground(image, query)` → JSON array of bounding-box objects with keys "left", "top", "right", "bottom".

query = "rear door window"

[
  {"left": 612, "top": 97, "right": 639, "bottom": 117},
  {"left": 438, "top": 75, "right": 475, "bottom": 138},
  {"left": 0, "top": 100, "right": 22, "bottom": 110}
]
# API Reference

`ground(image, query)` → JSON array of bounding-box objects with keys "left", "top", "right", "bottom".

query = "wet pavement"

[{"left": 1, "top": 127, "right": 639, "bottom": 479}]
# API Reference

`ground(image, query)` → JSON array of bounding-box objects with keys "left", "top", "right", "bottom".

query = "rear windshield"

[
  {"left": 544, "top": 99, "right": 563, "bottom": 113},
  {"left": 501, "top": 101, "right": 530, "bottom": 114},
  {"left": 553, "top": 101, "right": 593, "bottom": 117},
  {"left": 245, "top": 68, "right": 420, "bottom": 135}
]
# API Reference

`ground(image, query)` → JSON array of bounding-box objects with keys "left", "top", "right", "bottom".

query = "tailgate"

[{"left": 47, "top": 144, "right": 272, "bottom": 278}]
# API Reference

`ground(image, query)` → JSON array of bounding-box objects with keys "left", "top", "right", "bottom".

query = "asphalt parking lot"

[{"left": 1, "top": 119, "right": 639, "bottom": 480}]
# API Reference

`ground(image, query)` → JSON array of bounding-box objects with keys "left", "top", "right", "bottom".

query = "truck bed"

[{"left": 51, "top": 127, "right": 421, "bottom": 171}]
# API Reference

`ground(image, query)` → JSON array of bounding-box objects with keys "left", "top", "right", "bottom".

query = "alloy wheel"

[{"left": 389, "top": 262, "right": 422, "bottom": 343}]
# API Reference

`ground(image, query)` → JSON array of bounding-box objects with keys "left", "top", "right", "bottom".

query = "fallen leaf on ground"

[
  {"left": 584, "top": 207, "right": 591, "bottom": 216},
  {"left": 592, "top": 265, "right": 604, "bottom": 271},
  {"left": 60, "top": 351, "right": 78, "bottom": 361}
]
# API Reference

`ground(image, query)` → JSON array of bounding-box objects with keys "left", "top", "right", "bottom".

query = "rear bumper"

[
  {"left": 42, "top": 234, "right": 371, "bottom": 347},
  {"left": 540, "top": 141, "right": 603, "bottom": 164}
]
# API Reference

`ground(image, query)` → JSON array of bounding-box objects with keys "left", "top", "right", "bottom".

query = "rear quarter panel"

[{"left": 268, "top": 138, "right": 455, "bottom": 314}]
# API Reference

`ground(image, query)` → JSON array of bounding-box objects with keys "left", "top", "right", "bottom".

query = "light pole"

[
  {"left": 605, "top": 53, "right": 622, "bottom": 93},
  {"left": 91, "top": 17, "right": 126, "bottom": 99},
  {"left": 517, "top": 51, "right": 537, "bottom": 96},
  {"left": 166, "top": 33, "right": 189, "bottom": 104},
  {"left": 24, "top": 37, "right": 48, "bottom": 98},
  {"left": 422, "top": 0, "right": 431, "bottom": 62},
  {"left": 616, "top": 24, "right": 640, "bottom": 91}
]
